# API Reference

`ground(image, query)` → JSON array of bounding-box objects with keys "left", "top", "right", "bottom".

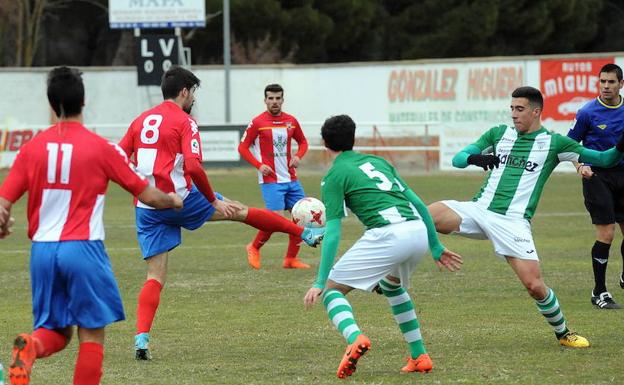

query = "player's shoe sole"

[
  {"left": 401, "top": 353, "right": 433, "bottom": 373},
  {"left": 282, "top": 258, "right": 310, "bottom": 269},
  {"left": 558, "top": 331, "right": 590, "bottom": 348},
  {"left": 336, "top": 334, "right": 371, "bottom": 379},
  {"left": 9, "top": 334, "right": 36, "bottom": 385},
  {"left": 620, "top": 272, "right": 624, "bottom": 289},
  {"left": 246, "top": 243, "right": 261, "bottom": 269}
]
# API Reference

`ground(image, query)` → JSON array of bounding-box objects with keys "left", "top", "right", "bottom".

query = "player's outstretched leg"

[
  {"left": 378, "top": 279, "right": 433, "bottom": 373},
  {"left": 535, "top": 288, "right": 590, "bottom": 348},
  {"left": 322, "top": 289, "right": 370, "bottom": 378},
  {"left": 9, "top": 334, "right": 36, "bottom": 385},
  {"left": 242, "top": 208, "right": 324, "bottom": 247},
  {"left": 282, "top": 234, "right": 310, "bottom": 268}
]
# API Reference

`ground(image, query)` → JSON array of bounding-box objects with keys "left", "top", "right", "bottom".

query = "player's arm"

[
  {"left": 304, "top": 217, "right": 341, "bottom": 309},
  {"left": 237, "top": 122, "right": 263, "bottom": 169},
  {"left": 137, "top": 186, "right": 183, "bottom": 209},
  {"left": 567, "top": 110, "right": 593, "bottom": 177},
  {"left": 452, "top": 127, "right": 500, "bottom": 170},
  {"left": 0, "top": 149, "right": 29, "bottom": 238},
  {"left": 118, "top": 124, "right": 135, "bottom": 158},
  {"left": 562, "top": 133, "right": 624, "bottom": 168},
  {"left": 290, "top": 120, "right": 308, "bottom": 168}
]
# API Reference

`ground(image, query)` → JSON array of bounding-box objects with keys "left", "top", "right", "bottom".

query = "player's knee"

[
  {"left": 525, "top": 280, "right": 547, "bottom": 299},
  {"left": 596, "top": 225, "right": 615, "bottom": 243}
]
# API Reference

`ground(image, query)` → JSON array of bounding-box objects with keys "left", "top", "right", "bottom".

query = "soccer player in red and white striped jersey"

[
  {"left": 121, "top": 68, "right": 324, "bottom": 361},
  {"left": 238, "top": 84, "right": 311, "bottom": 269},
  {"left": 0, "top": 67, "right": 182, "bottom": 385}
]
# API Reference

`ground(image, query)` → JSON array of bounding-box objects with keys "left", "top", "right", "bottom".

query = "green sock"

[
  {"left": 379, "top": 279, "right": 426, "bottom": 358},
  {"left": 535, "top": 288, "right": 568, "bottom": 338},
  {"left": 322, "top": 289, "right": 361, "bottom": 344}
]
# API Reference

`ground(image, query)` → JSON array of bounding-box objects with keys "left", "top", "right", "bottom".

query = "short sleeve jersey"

[
  {"left": 0, "top": 122, "right": 148, "bottom": 241},
  {"left": 239, "top": 111, "right": 306, "bottom": 184},
  {"left": 471, "top": 124, "right": 584, "bottom": 220},
  {"left": 119, "top": 101, "right": 202, "bottom": 208},
  {"left": 321, "top": 151, "right": 419, "bottom": 230},
  {"left": 567, "top": 97, "right": 624, "bottom": 168}
]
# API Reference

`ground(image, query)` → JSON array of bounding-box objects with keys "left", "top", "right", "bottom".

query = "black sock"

[
  {"left": 592, "top": 240, "right": 611, "bottom": 295},
  {"left": 621, "top": 239, "right": 624, "bottom": 277}
]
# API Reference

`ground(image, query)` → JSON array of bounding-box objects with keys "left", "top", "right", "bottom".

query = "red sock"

[
  {"left": 252, "top": 230, "right": 273, "bottom": 249},
  {"left": 244, "top": 208, "right": 303, "bottom": 236},
  {"left": 73, "top": 342, "right": 103, "bottom": 385},
  {"left": 31, "top": 328, "right": 68, "bottom": 358},
  {"left": 136, "top": 279, "right": 163, "bottom": 334},
  {"left": 284, "top": 234, "right": 302, "bottom": 260}
]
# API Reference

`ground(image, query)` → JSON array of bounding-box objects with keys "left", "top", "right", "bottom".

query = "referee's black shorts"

[{"left": 582, "top": 167, "right": 624, "bottom": 225}]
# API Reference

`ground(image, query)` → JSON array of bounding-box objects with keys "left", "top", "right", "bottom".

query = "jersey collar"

[{"left": 597, "top": 95, "right": 623, "bottom": 109}]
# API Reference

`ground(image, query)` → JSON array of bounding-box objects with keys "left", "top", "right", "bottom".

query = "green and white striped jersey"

[
  {"left": 321, "top": 151, "right": 419, "bottom": 229},
  {"left": 471, "top": 124, "right": 584, "bottom": 220}
]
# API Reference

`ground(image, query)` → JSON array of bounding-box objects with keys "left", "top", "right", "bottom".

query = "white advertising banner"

[
  {"left": 200, "top": 131, "right": 240, "bottom": 162},
  {"left": 109, "top": 0, "right": 206, "bottom": 29}
]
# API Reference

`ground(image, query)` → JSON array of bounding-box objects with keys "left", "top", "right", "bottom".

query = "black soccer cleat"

[
  {"left": 591, "top": 291, "right": 621, "bottom": 309},
  {"left": 135, "top": 348, "right": 152, "bottom": 360}
]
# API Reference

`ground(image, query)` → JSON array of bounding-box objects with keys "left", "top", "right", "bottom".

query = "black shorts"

[{"left": 582, "top": 167, "right": 624, "bottom": 225}]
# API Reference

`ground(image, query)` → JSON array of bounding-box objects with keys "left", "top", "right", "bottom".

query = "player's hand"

[
  {"left": 0, "top": 206, "right": 9, "bottom": 226},
  {"left": 0, "top": 216, "right": 15, "bottom": 239},
  {"left": 212, "top": 199, "right": 241, "bottom": 219},
  {"left": 467, "top": 154, "right": 500, "bottom": 171},
  {"left": 434, "top": 248, "right": 463, "bottom": 272},
  {"left": 576, "top": 164, "right": 594, "bottom": 179},
  {"left": 168, "top": 193, "right": 184, "bottom": 210},
  {"left": 304, "top": 287, "right": 323, "bottom": 309},
  {"left": 289, "top": 155, "right": 301, "bottom": 168},
  {"left": 258, "top": 164, "right": 275, "bottom": 176}
]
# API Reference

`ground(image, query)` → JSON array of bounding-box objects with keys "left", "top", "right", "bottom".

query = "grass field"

[{"left": 1, "top": 169, "right": 623, "bottom": 385}]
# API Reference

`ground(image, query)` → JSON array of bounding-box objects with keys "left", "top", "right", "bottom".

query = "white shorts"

[
  {"left": 441, "top": 200, "right": 539, "bottom": 261},
  {"left": 328, "top": 220, "right": 429, "bottom": 292}
]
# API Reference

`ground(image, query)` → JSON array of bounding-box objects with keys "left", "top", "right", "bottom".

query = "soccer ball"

[{"left": 291, "top": 197, "right": 326, "bottom": 228}]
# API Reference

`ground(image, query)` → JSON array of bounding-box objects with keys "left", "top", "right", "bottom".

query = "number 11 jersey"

[{"left": 119, "top": 101, "right": 203, "bottom": 209}]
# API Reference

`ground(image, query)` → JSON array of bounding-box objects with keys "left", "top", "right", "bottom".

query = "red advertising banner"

[{"left": 540, "top": 57, "right": 613, "bottom": 121}]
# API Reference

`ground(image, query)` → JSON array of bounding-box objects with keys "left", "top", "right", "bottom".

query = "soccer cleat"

[
  {"left": 9, "top": 333, "right": 36, "bottom": 385},
  {"left": 336, "top": 334, "right": 371, "bottom": 379},
  {"left": 401, "top": 353, "right": 433, "bottom": 373},
  {"left": 558, "top": 332, "right": 590, "bottom": 348},
  {"left": 620, "top": 272, "right": 624, "bottom": 289},
  {"left": 246, "top": 243, "right": 261, "bottom": 269},
  {"left": 591, "top": 291, "right": 621, "bottom": 309},
  {"left": 301, "top": 227, "right": 324, "bottom": 247},
  {"left": 282, "top": 258, "right": 310, "bottom": 269},
  {"left": 135, "top": 332, "right": 152, "bottom": 360}
]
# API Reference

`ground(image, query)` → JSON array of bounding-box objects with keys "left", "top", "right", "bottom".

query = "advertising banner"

[
  {"left": 540, "top": 57, "right": 613, "bottom": 121},
  {"left": 109, "top": 0, "right": 206, "bottom": 29}
]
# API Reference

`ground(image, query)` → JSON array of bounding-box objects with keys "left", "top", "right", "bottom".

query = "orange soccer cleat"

[
  {"left": 246, "top": 243, "right": 261, "bottom": 269},
  {"left": 401, "top": 353, "right": 433, "bottom": 373},
  {"left": 336, "top": 334, "right": 371, "bottom": 379},
  {"left": 9, "top": 334, "right": 37, "bottom": 385},
  {"left": 282, "top": 258, "right": 310, "bottom": 269}
]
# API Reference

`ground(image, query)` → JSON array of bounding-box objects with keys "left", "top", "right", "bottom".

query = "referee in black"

[{"left": 568, "top": 63, "right": 624, "bottom": 309}]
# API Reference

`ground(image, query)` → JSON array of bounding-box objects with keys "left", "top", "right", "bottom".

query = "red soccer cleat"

[
  {"left": 336, "top": 334, "right": 371, "bottom": 379},
  {"left": 9, "top": 334, "right": 37, "bottom": 385},
  {"left": 282, "top": 258, "right": 310, "bottom": 269},
  {"left": 246, "top": 243, "right": 261, "bottom": 269},
  {"left": 401, "top": 353, "right": 433, "bottom": 373}
]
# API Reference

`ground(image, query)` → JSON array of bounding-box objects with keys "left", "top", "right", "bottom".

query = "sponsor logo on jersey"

[
  {"left": 514, "top": 237, "right": 531, "bottom": 243},
  {"left": 498, "top": 154, "right": 539, "bottom": 172},
  {"left": 191, "top": 138, "right": 200, "bottom": 154},
  {"left": 286, "top": 122, "right": 292, "bottom": 130},
  {"left": 273, "top": 136, "right": 288, "bottom": 157},
  {"left": 597, "top": 124, "right": 607, "bottom": 130},
  {"left": 188, "top": 118, "right": 199, "bottom": 135}
]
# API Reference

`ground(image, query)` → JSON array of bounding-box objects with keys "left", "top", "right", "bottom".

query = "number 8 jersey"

[
  {"left": 321, "top": 150, "right": 419, "bottom": 230},
  {"left": 119, "top": 100, "right": 203, "bottom": 209}
]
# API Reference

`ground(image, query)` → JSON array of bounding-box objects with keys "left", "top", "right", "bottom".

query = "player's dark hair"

[
  {"left": 47, "top": 66, "right": 84, "bottom": 118},
  {"left": 161, "top": 66, "right": 200, "bottom": 99},
  {"left": 321, "top": 115, "right": 356, "bottom": 152},
  {"left": 512, "top": 86, "right": 543, "bottom": 109},
  {"left": 599, "top": 63, "right": 623, "bottom": 81},
  {"left": 264, "top": 83, "right": 283, "bottom": 97}
]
